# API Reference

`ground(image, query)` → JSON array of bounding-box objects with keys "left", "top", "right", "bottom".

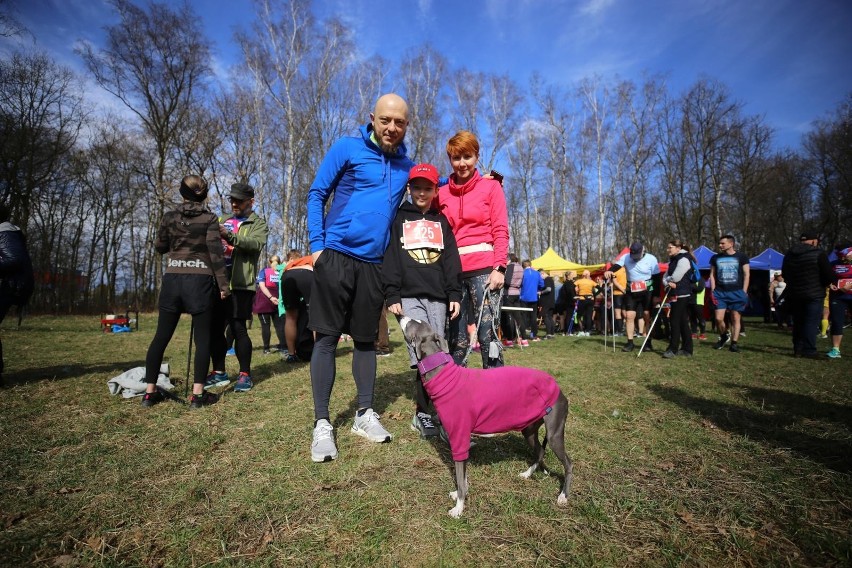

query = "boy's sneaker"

[
  {"left": 226, "top": 347, "right": 236, "bottom": 356},
  {"left": 729, "top": 343, "right": 740, "bottom": 353},
  {"left": 203, "top": 371, "right": 230, "bottom": 391},
  {"left": 233, "top": 372, "right": 253, "bottom": 392},
  {"left": 661, "top": 350, "right": 677, "bottom": 359},
  {"left": 676, "top": 350, "right": 693, "bottom": 357},
  {"left": 189, "top": 392, "right": 219, "bottom": 409},
  {"left": 311, "top": 419, "right": 337, "bottom": 462},
  {"left": 621, "top": 342, "right": 635, "bottom": 352},
  {"left": 714, "top": 334, "right": 730, "bottom": 350},
  {"left": 827, "top": 347, "right": 841, "bottom": 359},
  {"left": 411, "top": 412, "right": 439, "bottom": 438},
  {"left": 352, "top": 408, "right": 392, "bottom": 443},
  {"left": 141, "top": 391, "right": 165, "bottom": 407}
]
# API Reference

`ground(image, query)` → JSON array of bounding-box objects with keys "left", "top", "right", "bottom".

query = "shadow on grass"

[
  {"left": 648, "top": 384, "right": 852, "bottom": 473},
  {"left": 3, "top": 360, "right": 146, "bottom": 386},
  {"left": 721, "top": 382, "right": 852, "bottom": 430}
]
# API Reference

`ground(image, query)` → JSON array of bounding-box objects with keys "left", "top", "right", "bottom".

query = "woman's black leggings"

[
  {"left": 145, "top": 308, "right": 213, "bottom": 384},
  {"left": 258, "top": 312, "right": 285, "bottom": 350}
]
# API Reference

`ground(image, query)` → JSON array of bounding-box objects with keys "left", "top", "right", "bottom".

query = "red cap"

[{"left": 408, "top": 163, "right": 439, "bottom": 185}]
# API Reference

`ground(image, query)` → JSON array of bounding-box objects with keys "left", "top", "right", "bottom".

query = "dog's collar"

[{"left": 417, "top": 352, "right": 454, "bottom": 376}]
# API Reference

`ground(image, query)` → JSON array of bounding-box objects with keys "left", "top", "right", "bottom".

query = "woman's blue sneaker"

[
  {"left": 203, "top": 371, "right": 230, "bottom": 391},
  {"left": 234, "top": 372, "right": 253, "bottom": 392},
  {"left": 827, "top": 348, "right": 841, "bottom": 359}
]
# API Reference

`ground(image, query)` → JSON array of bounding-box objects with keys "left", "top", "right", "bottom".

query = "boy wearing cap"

[
  {"left": 207, "top": 182, "right": 269, "bottom": 392},
  {"left": 383, "top": 163, "right": 462, "bottom": 438}
]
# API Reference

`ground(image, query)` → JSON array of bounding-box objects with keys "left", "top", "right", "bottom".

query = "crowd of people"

[{"left": 5, "top": 92, "right": 847, "bottom": 462}]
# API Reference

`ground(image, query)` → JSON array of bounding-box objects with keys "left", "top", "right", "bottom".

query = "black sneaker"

[
  {"left": 676, "top": 350, "right": 693, "bottom": 357},
  {"left": 729, "top": 343, "right": 740, "bottom": 353},
  {"left": 284, "top": 353, "right": 300, "bottom": 363},
  {"left": 621, "top": 342, "right": 635, "bottom": 352},
  {"left": 645, "top": 342, "right": 655, "bottom": 352},
  {"left": 714, "top": 334, "right": 730, "bottom": 350},
  {"left": 189, "top": 392, "right": 219, "bottom": 409},
  {"left": 662, "top": 350, "right": 677, "bottom": 359},
  {"left": 411, "top": 412, "right": 439, "bottom": 438},
  {"left": 141, "top": 391, "right": 165, "bottom": 407}
]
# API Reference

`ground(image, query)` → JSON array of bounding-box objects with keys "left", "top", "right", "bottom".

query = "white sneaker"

[
  {"left": 311, "top": 419, "right": 337, "bottom": 462},
  {"left": 352, "top": 408, "right": 392, "bottom": 443}
]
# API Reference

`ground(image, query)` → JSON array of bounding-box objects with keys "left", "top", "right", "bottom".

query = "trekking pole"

[
  {"left": 157, "top": 385, "right": 189, "bottom": 406},
  {"left": 185, "top": 319, "right": 194, "bottom": 399},
  {"left": 602, "top": 283, "right": 609, "bottom": 350},
  {"left": 610, "top": 281, "right": 617, "bottom": 353},
  {"left": 566, "top": 300, "right": 578, "bottom": 336},
  {"left": 638, "top": 288, "right": 670, "bottom": 358}
]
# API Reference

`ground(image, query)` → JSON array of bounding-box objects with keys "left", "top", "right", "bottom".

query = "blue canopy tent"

[
  {"left": 749, "top": 248, "right": 784, "bottom": 271},
  {"left": 692, "top": 245, "right": 715, "bottom": 269}
]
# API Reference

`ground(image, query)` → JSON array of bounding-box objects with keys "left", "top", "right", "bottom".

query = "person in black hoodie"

[
  {"left": 0, "top": 202, "right": 35, "bottom": 386},
  {"left": 142, "top": 175, "right": 230, "bottom": 408},
  {"left": 782, "top": 231, "right": 834, "bottom": 358},
  {"left": 383, "top": 163, "right": 462, "bottom": 438}
]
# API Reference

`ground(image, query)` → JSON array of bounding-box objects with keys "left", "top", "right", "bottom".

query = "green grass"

[{"left": 1, "top": 314, "right": 850, "bottom": 566}]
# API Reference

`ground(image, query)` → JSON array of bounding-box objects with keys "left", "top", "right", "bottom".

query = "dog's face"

[{"left": 399, "top": 316, "right": 449, "bottom": 361}]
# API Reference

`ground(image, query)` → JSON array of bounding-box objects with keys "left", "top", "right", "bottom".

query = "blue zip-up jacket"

[{"left": 308, "top": 124, "right": 414, "bottom": 263}]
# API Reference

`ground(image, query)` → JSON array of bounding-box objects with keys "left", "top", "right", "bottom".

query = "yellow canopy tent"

[{"left": 530, "top": 247, "right": 604, "bottom": 274}]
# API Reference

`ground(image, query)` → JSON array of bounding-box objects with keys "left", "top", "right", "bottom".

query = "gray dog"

[{"left": 399, "top": 316, "right": 573, "bottom": 518}]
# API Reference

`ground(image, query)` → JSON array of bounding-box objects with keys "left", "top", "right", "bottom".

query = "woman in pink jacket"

[{"left": 437, "top": 130, "right": 509, "bottom": 368}]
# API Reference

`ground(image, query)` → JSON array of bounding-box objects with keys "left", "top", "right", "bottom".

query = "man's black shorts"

[
  {"left": 158, "top": 273, "right": 216, "bottom": 315},
  {"left": 622, "top": 289, "right": 652, "bottom": 313},
  {"left": 308, "top": 249, "right": 383, "bottom": 342}
]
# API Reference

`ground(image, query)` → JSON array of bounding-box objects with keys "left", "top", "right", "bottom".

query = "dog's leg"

[
  {"left": 543, "top": 393, "right": 573, "bottom": 506},
  {"left": 448, "top": 460, "right": 468, "bottom": 518},
  {"left": 519, "top": 419, "right": 546, "bottom": 479}
]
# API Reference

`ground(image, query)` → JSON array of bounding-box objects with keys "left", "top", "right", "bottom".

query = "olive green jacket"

[{"left": 223, "top": 211, "right": 269, "bottom": 291}]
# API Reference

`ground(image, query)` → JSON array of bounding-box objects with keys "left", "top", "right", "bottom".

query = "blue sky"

[{"left": 4, "top": 0, "right": 851, "bottom": 151}]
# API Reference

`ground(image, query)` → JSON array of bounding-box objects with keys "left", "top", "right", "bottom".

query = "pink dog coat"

[{"left": 423, "top": 363, "right": 561, "bottom": 461}]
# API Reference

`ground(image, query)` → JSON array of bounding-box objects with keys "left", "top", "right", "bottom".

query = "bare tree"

[
  {"left": 0, "top": 51, "right": 85, "bottom": 229},
  {"left": 79, "top": 0, "right": 212, "bottom": 299},
  {"left": 239, "top": 0, "right": 356, "bottom": 251},
  {"left": 803, "top": 93, "right": 852, "bottom": 244},
  {"left": 399, "top": 45, "right": 448, "bottom": 164}
]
